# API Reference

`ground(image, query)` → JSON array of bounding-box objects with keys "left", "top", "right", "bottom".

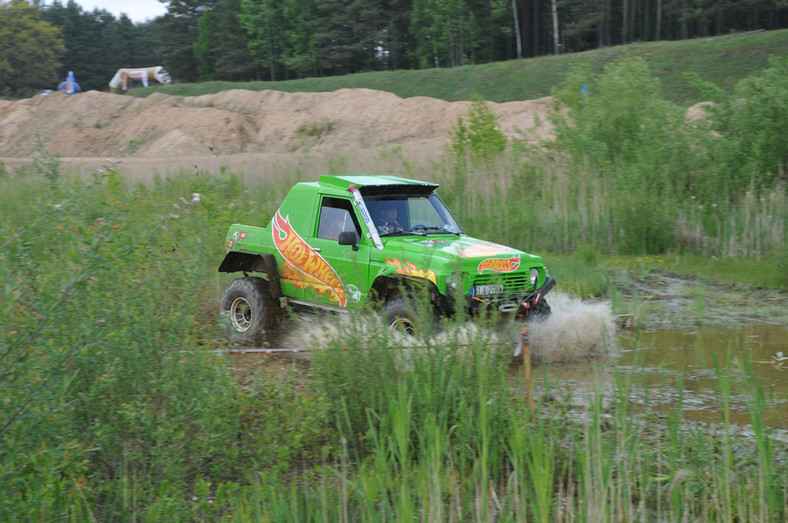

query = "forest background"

[{"left": 1, "top": 0, "right": 787, "bottom": 96}]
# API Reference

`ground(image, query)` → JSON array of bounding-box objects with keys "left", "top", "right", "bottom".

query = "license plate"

[{"left": 473, "top": 284, "right": 504, "bottom": 296}]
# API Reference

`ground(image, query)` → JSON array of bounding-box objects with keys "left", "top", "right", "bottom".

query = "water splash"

[
  {"left": 279, "top": 291, "right": 618, "bottom": 364},
  {"left": 528, "top": 292, "right": 618, "bottom": 364}
]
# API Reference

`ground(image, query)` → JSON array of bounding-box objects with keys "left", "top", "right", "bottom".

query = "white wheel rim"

[
  {"left": 389, "top": 317, "right": 416, "bottom": 335},
  {"left": 230, "top": 297, "right": 252, "bottom": 332}
]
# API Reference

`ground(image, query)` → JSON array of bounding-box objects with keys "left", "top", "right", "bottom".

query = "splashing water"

[
  {"left": 528, "top": 292, "right": 619, "bottom": 364},
  {"left": 278, "top": 291, "right": 618, "bottom": 364}
]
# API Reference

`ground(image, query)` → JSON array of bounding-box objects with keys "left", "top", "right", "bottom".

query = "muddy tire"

[
  {"left": 220, "top": 277, "right": 277, "bottom": 345},
  {"left": 529, "top": 298, "right": 552, "bottom": 319},
  {"left": 385, "top": 298, "right": 419, "bottom": 335}
]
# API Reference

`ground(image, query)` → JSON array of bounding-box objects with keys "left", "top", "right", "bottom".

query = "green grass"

[
  {"left": 131, "top": 29, "right": 788, "bottom": 106},
  {"left": 625, "top": 253, "right": 786, "bottom": 289},
  {"left": 4, "top": 46, "right": 788, "bottom": 517},
  {"left": 1, "top": 159, "right": 786, "bottom": 520}
]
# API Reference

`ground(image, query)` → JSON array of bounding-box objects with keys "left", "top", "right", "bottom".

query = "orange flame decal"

[
  {"left": 385, "top": 257, "right": 437, "bottom": 286},
  {"left": 273, "top": 210, "right": 346, "bottom": 307},
  {"left": 477, "top": 255, "right": 521, "bottom": 274}
]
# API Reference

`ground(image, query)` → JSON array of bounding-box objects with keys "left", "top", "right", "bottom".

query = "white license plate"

[{"left": 474, "top": 284, "right": 504, "bottom": 296}]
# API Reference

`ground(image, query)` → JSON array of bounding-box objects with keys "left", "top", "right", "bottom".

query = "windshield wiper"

[
  {"left": 381, "top": 230, "right": 426, "bottom": 237},
  {"left": 412, "top": 225, "right": 461, "bottom": 235}
]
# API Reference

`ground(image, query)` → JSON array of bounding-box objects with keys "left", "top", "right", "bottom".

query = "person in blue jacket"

[{"left": 57, "top": 71, "right": 82, "bottom": 94}]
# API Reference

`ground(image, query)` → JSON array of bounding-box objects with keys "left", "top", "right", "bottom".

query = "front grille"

[{"left": 472, "top": 272, "right": 532, "bottom": 293}]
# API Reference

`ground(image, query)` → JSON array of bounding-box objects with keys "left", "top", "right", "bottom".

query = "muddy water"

[
  {"left": 619, "top": 323, "right": 788, "bottom": 429},
  {"left": 533, "top": 323, "right": 788, "bottom": 429}
]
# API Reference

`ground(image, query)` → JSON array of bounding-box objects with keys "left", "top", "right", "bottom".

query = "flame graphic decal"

[
  {"left": 385, "top": 257, "right": 437, "bottom": 285},
  {"left": 273, "top": 210, "right": 346, "bottom": 307},
  {"left": 477, "top": 255, "right": 521, "bottom": 273}
]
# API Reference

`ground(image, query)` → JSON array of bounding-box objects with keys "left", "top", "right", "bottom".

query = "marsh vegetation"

[{"left": 1, "top": 56, "right": 786, "bottom": 520}]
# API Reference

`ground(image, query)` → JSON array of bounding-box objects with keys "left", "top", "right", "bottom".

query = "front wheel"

[
  {"left": 385, "top": 298, "right": 419, "bottom": 335},
  {"left": 219, "top": 277, "right": 276, "bottom": 345},
  {"left": 530, "top": 298, "right": 551, "bottom": 318},
  {"left": 518, "top": 297, "right": 551, "bottom": 321}
]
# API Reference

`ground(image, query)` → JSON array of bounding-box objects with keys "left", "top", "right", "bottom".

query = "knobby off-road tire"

[
  {"left": 529, "top": 298, "right": 552, "bottom": 319},
  {"left": 220, "top": 277, "right": 277, "bottom": 346}
]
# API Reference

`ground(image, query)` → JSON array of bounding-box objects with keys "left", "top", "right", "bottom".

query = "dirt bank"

[{"left": 0, "top": 88, "right": 555, "bottom": 178}]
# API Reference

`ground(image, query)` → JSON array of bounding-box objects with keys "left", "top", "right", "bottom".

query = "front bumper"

[{"left": 462, "top": 273, "right": 556, "bottom": 316}]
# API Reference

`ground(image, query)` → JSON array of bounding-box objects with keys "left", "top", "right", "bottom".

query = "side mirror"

[{"left": 338, "top": 231, "right": 358, "bottom": 251}]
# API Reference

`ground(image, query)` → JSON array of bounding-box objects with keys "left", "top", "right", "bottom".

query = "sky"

[{"left": 67, "top": 0, "right": 168, "bottom": 23}]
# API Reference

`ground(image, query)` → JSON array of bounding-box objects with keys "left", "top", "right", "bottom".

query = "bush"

[
  {"left": 0, "top": 166, "right": 254, "bottom": 518},
  {"left": 698, "top": 55, "right": 788, "bottom": 193},
  {"left": 450, "top": 91, "right": 507, "bottom": 165}
]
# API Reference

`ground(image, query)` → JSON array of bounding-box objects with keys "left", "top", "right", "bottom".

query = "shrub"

[{"left": 696, "top": 55, "right": 788, "bottom": 193}]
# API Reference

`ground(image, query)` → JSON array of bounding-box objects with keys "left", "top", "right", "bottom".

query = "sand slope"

[{"left": 0, "top": 88, "right": 555, "bottom": 159}]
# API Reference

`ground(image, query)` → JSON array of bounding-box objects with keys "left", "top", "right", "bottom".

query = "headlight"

[{"left": 530, "top": 268, "right": 539, "bottom": 287}]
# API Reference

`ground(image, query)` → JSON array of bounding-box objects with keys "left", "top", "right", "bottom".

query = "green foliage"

[
  {"left": 123, "top": 135, "right": 149, "bottom": 154},
  {"left": 4, "top": 1, "right": 787, "bottom": 96},
  {"left": 776, "top": 244, "right": 788, "bottom": 286},
  {"left": 310, "top": 308, "right": 512, "bottom": 477},
  {"left": 553, "top": 56, "right": 685, "bottom": 167},
  {"left": 296, "top": 120, "right": 334, "bottom": 139},
  {"left": 41, "top": 1, "right": 162, "bottom": 92},
  {"left": 156, "top": 0, "right": 203, "bottom": 82},
  {"left": 0, "top": 165, "right": 252, "bottom": 518},
  {"left": 194, "top": 8, "right": 216, "bottom": 81},
  {"left": 450, "top": 91, "right": 507, "bottom": 163},
  {"left": 30, "top": 133, "right": 62, "bottom": 188},
  {"left": 544, "top": 55, "right": 788, "bottom": 255},
  {"left": 238, "top": 0, "right": 284, "bottom": 80},
  {"left": 410, "top": 0, "right": 501, "bottom": 68},
  {"left": 699, "top": 56, "right": 788, "bottom": 192},
  {"left": 1, "top": 149, "right": 787, "bottom": 519},
  {"left": 131, "top": 30, "right": 788, "bottom": 107},
  {"left": 0, "top": 1, "right": 64, "bottom": 96},
  {"left": 211, "top": 0, "right": 256, "bottom": 81}
]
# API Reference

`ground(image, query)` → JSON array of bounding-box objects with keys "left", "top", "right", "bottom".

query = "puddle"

[
  {"left": 619, "top": 323, "right": 788, "bottom": 428},
  {"left": 525, "top": 322, "right": 788, "bottom": 429}
]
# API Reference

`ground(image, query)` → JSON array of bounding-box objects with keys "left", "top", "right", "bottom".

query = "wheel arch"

[
  {"left": 370, "top": 274, "right": 452, "bottom": 315},
  {"left": 218, "top": 252, "right": 281, "bottom": 299}
]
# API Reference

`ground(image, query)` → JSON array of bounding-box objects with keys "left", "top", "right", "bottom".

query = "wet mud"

[
  {"left": 227, "top": 272, "right": 788, "bottom": 435},
  {"left": 526, "top": 273, "right": 788, "bottom": 433}
]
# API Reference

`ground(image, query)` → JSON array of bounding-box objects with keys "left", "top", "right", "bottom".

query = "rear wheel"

[{"left": 220, "top": 277, "right": 277, "bottom": 345}]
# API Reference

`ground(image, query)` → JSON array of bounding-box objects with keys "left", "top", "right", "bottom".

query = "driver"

[{"left": 375, "top": 201, "right": 403, "bottom": 234}]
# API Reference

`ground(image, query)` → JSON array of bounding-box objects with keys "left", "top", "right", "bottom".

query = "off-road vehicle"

[{"left": 218, "top": 174, "right": 555, "bottom": 344}]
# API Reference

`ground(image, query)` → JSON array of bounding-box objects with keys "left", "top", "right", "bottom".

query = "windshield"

[{"left": 367, "top": 193, "right": 464, "bottom": 237}]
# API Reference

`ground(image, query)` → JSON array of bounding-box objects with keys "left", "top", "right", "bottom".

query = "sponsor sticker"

[
  {"left": 477, "top": 255, "right": 521, "bottom": 274},
  {"left": 272, "top": 210, "right": 347, "bottom": 307}
]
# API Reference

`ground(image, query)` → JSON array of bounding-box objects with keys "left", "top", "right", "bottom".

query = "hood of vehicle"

[{"left": 376, "top": 234, "right": 544, "bottom": 270}]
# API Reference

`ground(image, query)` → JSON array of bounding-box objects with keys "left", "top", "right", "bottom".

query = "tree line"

[
  {"left": 1, "top": 0, "right": 785, "bottom": 96},
  {"left": 1, "top": 0, "right": 160, "bottom": 95}
]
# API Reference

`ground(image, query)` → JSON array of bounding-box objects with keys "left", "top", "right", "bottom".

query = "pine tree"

[{"left": 157, "top": 0, "right": 208, "bottom": 82}]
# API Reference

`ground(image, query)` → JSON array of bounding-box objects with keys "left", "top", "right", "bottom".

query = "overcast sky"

[{"left": 66, "top": 0, "right": 168, "bottom": 23}]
